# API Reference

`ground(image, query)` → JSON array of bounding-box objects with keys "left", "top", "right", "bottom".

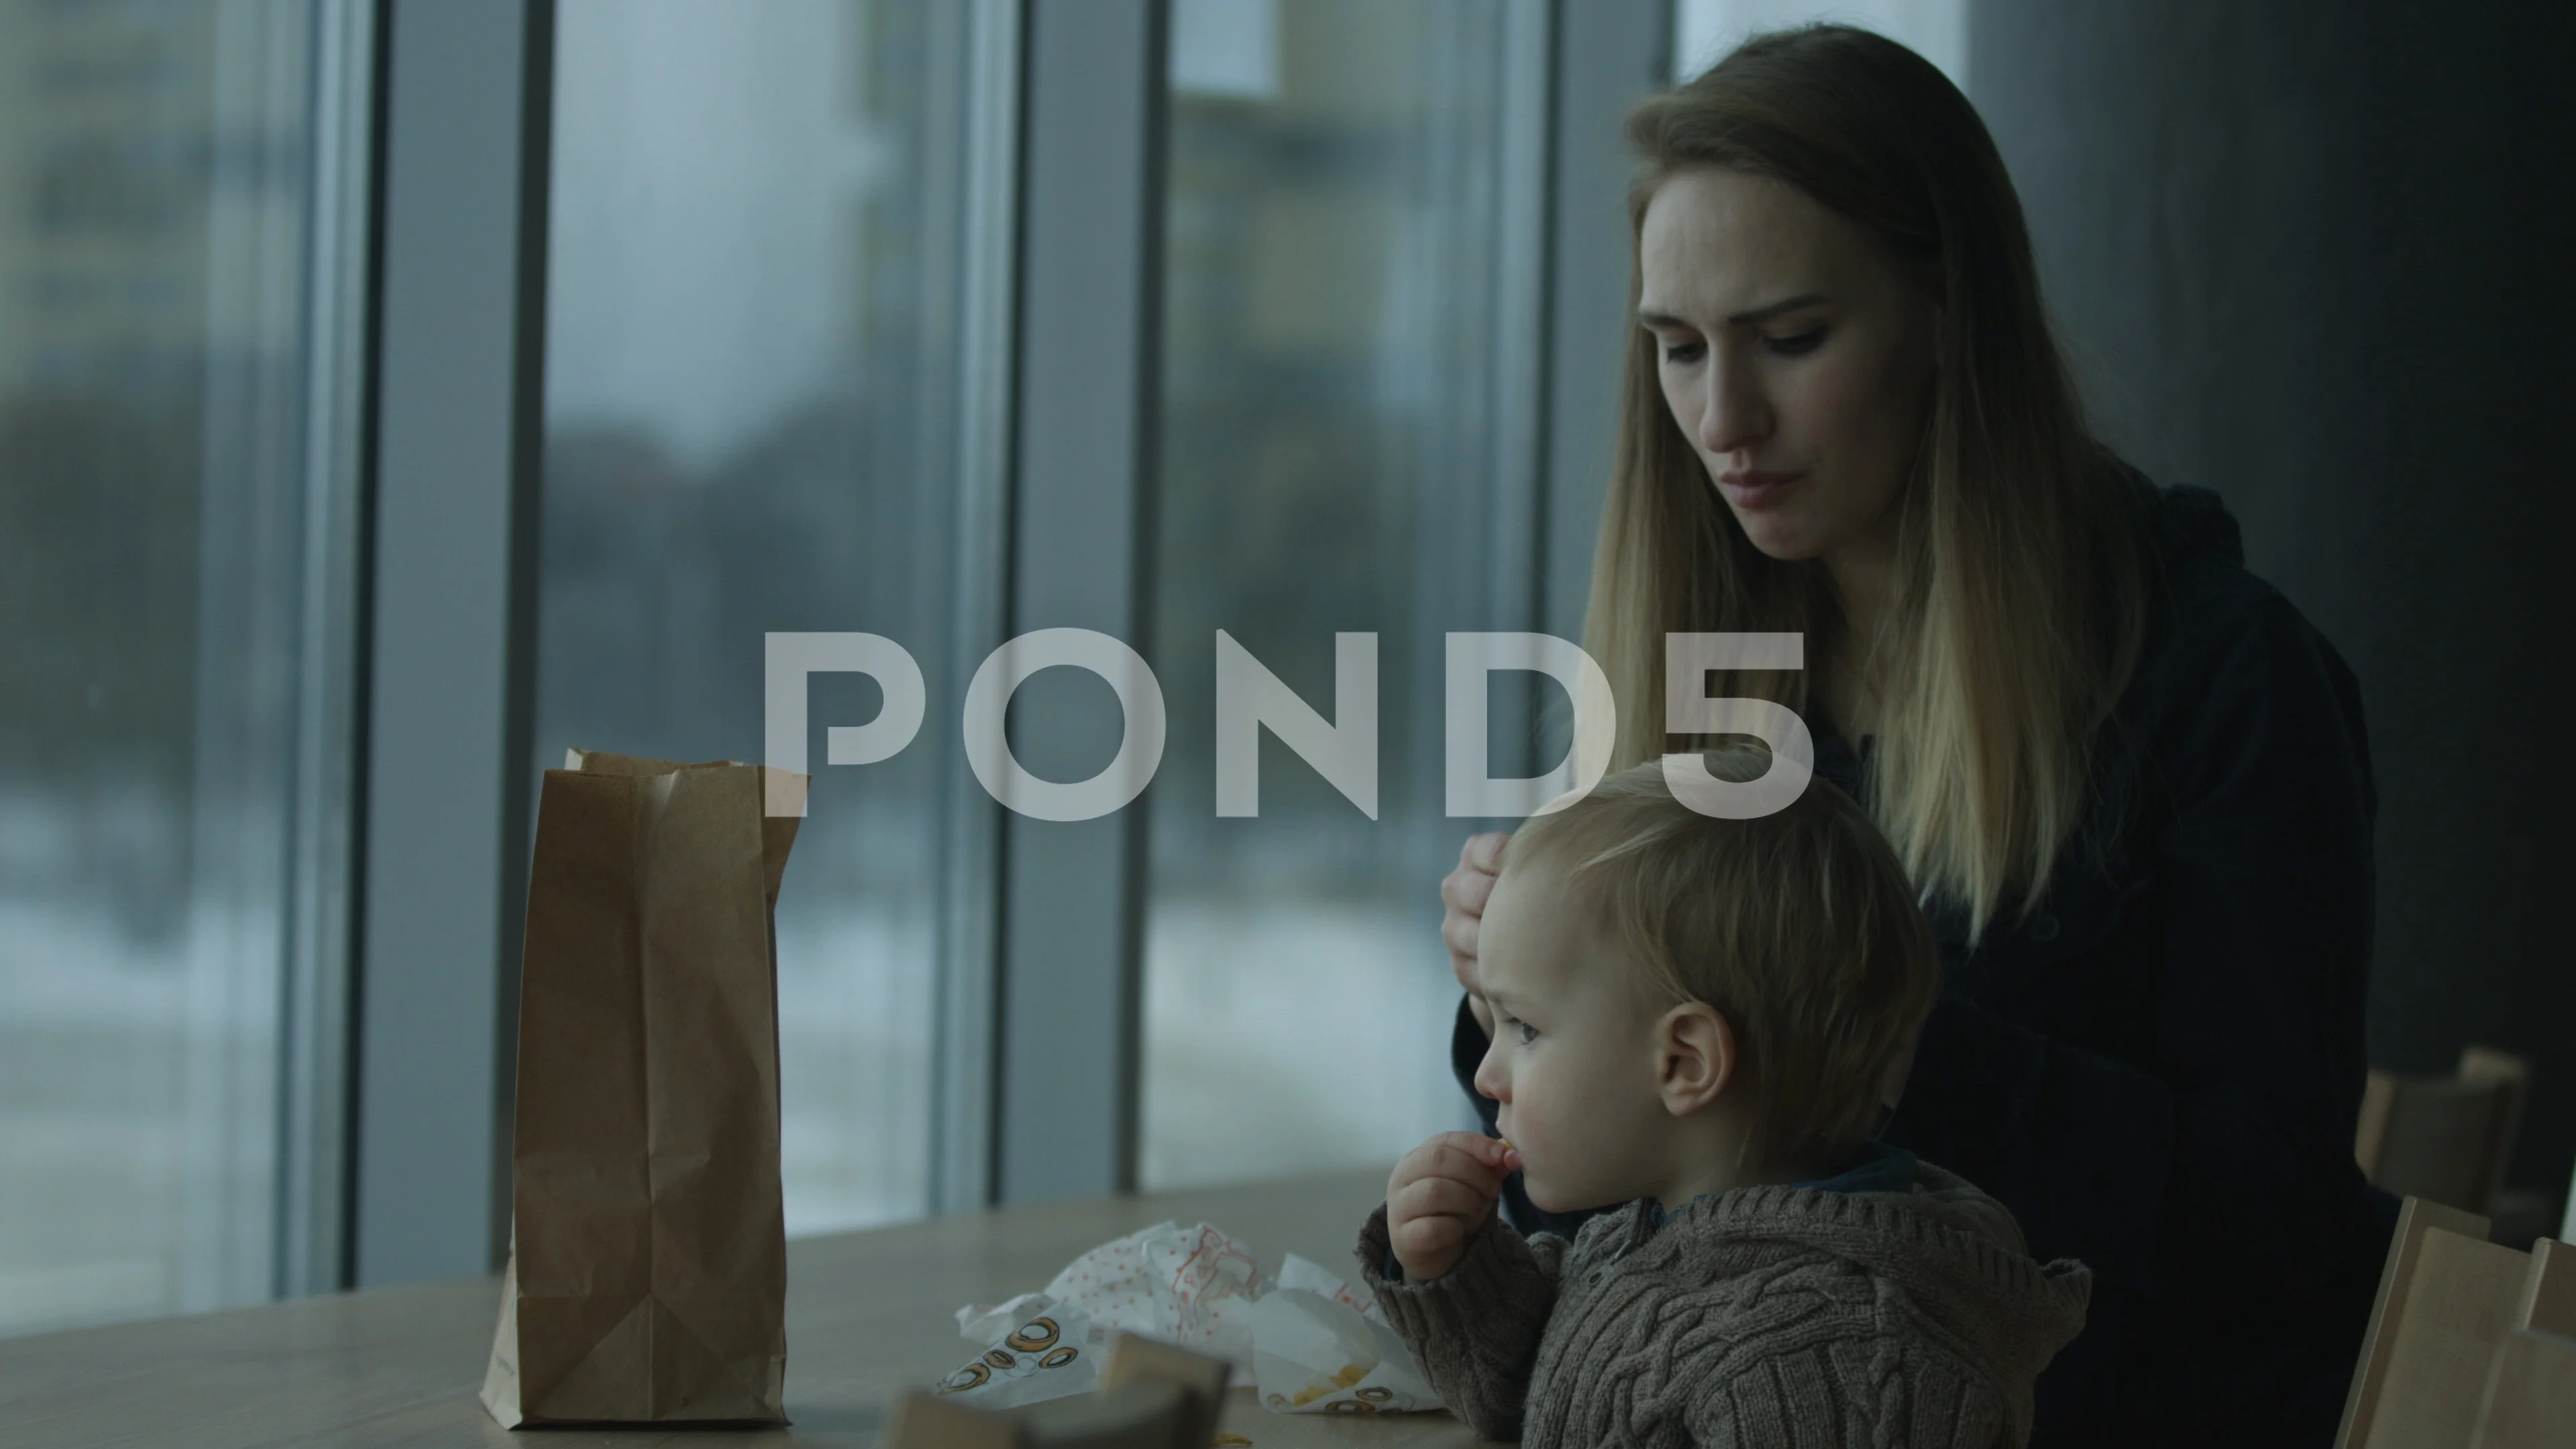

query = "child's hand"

[{"left": 1386, "top": 1132, "right": 1522, "bottom": 1281}]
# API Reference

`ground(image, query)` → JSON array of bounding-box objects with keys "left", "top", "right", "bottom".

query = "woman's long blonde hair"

[{"left": 1586, "top": 25, "right": 2147, "bottom": 942}]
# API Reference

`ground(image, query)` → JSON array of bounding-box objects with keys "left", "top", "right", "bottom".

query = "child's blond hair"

[{"left": 1502, "top": 749, "right": 1939, "bottom": 1169}]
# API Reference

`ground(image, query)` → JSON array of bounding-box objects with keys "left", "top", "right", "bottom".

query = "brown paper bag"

[{"left": 480, "top": 748, "right": 807, "bottom": 1427}]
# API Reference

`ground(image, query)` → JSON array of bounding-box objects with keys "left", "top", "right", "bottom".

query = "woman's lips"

[{"left": 1718, "top": 470, "right": 1805, "bottom": 511}]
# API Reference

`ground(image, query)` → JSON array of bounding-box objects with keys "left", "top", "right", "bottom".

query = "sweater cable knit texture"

[{"left": 1357, "top": 1162, "right": 2090, "bottom": 1447}]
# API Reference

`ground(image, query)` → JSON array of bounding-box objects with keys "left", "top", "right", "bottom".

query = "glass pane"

[
  {"left": 0, "top": 0, "right": 356, "bottom": 1334},
  {"left": 541, "top": 0, "right": 972, "bottom": 1233},
  {"left": 1143, "top": 0, "right": 1527, "bottom": 1189}
]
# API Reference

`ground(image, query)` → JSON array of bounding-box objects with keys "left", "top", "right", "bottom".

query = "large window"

[
  {"left": 0, "top": 0, "right": 368, "bottom": 1334},
  {"left": 539, "top": 0, "right": 989, "bottom": 1233},
  {"left": 0, "top": 0, "right": 1680, "bottom": 1311},
  {"left": 1140, "top": 0, "right": 1543, "bottom": 1189},
  {"left": 1671, "top": 0, "right": 1965, "bottom": 85}
]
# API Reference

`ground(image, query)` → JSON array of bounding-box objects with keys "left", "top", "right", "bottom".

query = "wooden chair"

[
  {"left": 1098, "top": 1331, "right": 1232, "bottom": 1449},
  {"left": 2356, "top": 1046, "right": 2530, "bottom": 1215},
  {"left": 886, "top": 1333, "right": 1231, "bottom": 1449},
  {"left": 885, "top": 1389, "right": 1024, "bottom": 1449},
  {"left": 2469, "top": 1328, "right": 2576, "bottom": 1448},
  {"left": 885, "top": 1380, "right": 1193, "bottom": 1449},
  {"left": 2469, "top": 1237, "right": 2576, "bottom": 1448},
  {"left": 2562, "top": 1148, "right": 2576, "bottom": 1245},
  {"left": 2338, "top": 1199, "right": 2575, "bottom": 1449}
]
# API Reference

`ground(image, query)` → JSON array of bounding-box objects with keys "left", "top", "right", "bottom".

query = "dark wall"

[{"left": 1968, "top": 0, "right": 2576, "bottom": 1198}]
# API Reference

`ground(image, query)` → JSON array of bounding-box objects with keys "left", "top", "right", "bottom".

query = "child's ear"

[{"left": 1656, "top": 1003, "right": 1736, "bottom": 1117}]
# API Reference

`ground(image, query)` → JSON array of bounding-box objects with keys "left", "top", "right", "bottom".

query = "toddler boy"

[{"left": 1360, "top": 751, "right": 2090, "bottom": 1447}]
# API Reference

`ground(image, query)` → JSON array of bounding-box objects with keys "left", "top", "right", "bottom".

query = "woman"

[{"left": 1438, "top": 26, "right": 2393, "bottom": 1446}]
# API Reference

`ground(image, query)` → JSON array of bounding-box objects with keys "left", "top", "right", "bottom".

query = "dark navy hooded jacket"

[{"left": 1452, "top": 478, "right": 2398, "bottom": 1447}]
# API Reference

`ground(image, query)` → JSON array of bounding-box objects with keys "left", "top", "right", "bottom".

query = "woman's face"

[{"left": 1637, "top": 167, "right": 1937, "bottom": 563}]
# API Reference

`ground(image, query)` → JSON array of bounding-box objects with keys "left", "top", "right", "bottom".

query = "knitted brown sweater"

[{"left": 1356, "top": 1161, "right": 2090, "bottom": 1447}]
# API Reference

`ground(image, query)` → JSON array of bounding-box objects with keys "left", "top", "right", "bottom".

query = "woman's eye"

[
  {"left": 1766, "top": 327, "right": 1826, "bottom": 356},
  {"left": 1659, "top": 339, "right": 1704, "bottom": 365}
]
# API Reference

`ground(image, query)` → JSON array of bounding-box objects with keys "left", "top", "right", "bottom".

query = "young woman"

[{"left": 1438, "top": 27, "right": 2393, "bottom": 1446}]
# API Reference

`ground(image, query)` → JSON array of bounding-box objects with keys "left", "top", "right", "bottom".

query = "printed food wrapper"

[
  {"left": 938, "top": 1221, "right": 1262, "bottom": 1409},
  {"left": 1277, "top": 1252, "right": 1387, "bottom": 1322},
  {"left": 955, "top": 1291, "right": 1057, "bottom": 1344},
  {"left": 938, "top": 1221, "right": 1435, "bottom": 1415},
  {"left": 935, "top": 1295, "right": 1106, "bottom": 1409},
  {"left": 1244, "top": 1283, "right": 1438, "bottom": 1415},
  {"left": 1038, "top": 1220, "right": 1267, "bottom": 1368}
]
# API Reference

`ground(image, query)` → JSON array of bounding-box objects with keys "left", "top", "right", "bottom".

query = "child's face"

[{"left": 1471, "top": 861, "right": 1675, "bottom": 1213}]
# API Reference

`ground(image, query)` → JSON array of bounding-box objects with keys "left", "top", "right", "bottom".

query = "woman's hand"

[
  {"left": 1442, "top": 833, "right": 1509, "bottom": 1037},
  {"left": 1386, "top": 1132, "right": 1521, "bottom": 1281}
]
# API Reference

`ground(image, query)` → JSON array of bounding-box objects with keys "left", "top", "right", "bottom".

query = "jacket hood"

[{"left": 2129, "top": 468, "right": 2245, "bottom": 569}]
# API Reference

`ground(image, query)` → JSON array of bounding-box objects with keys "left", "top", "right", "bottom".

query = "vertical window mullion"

[
  {"left": 352, "top": 0, "right": 552, "bottom": 1287},
  {"left": 274, "top": 0, "right": 378, "bottom": 1301},
  {"left": 993, "top": 0, "right": 1169, "bottom": 1206},
  {"left": 930, "top": 0, "right": 1026, "bottom": 1217},
  {"left": 1541, "top": 0, "right": 1672, "bottom": 644}
]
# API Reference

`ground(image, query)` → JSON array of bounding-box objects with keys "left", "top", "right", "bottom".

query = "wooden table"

[{"left": 3, "top": 1169, "right": 1485, "bottom": 1448}]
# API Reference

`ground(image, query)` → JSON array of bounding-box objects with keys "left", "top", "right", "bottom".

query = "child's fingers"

[
  {"left": 1391, "top": 1163, "right": 1510, "bottom": 1234},
  {"left": 1391, "top": 1171, "right": 1499, "bottom": 1228},
  {"left": 1393, "top": 1132, "right": 1516, "bottom": 1193},
  {"left": 1420, "top": 1128, "right": 1515, "bottom": 1169},
  {"left": 1389, "top": 1212, "right": 1468, "bottom": 1268},
  {"left": 1389, "top": 1190, "right": 1490, "bottom": 1258}
]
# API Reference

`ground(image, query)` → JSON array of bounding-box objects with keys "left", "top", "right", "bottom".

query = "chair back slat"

[
  {"left": 2508, "top": 1235, "right": 2575, "bottom": 1337},
  {"left": 2467, "top": 1328, "right": 2576, "bottom": 1449},
  {"left": 2356, "top": 1069, "right": 2399, "bottom": 1178},
  {"left": 887, "top": 1389, "right": 1026, "bottom": 1449},
  {"left": 2363, "top": 1228, "right": 2539, "bottom": 1448},
  {"left": 2357, "top": 1047, "right": 2532, "bottom": 1216},
  {"left": 2374, "top": 1080, "right": 2515, "bottom": 1212},
  {"left": 2340, "top": 1197, "right": 2496, "bottom": 1448},
  {"left": 1100, "top": 1333, "right": 1231, "bottom": 1449},
  {"left": 1020, "top": 1380, "right": 1192, "bottom": 1449},
  {"left": 2457, "top": 1048, "right": 2531, "bottom": 1217}
]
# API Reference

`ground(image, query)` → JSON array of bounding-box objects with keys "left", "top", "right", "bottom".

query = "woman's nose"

[{"left": 1697, "top": 352, "right": 1770, "bottom": 455}]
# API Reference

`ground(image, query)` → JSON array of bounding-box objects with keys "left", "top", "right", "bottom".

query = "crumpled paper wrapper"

[
  {"left": 934, "top": 1296, "right": 1104, "bottom": 1409},
  {"left": 937, "top": 1222, "right": 1436, "bottom": 1415},
  {"left": 1245, "top": 1259, "right": 1438, "bottom": 1415}
]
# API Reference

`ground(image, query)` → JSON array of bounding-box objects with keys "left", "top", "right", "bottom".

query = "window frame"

[{"left": 340, "top": 0, "right": 1676, "bottom": 1271}]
